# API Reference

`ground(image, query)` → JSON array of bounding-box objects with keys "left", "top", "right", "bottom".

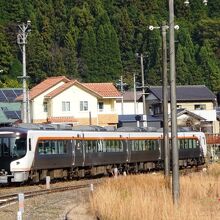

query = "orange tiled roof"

[
  {"left": 45, "top": 80, "right": 78, "bottom": 98},
  {"left": 16, "top": 76, "right": 121, "bottom": 100},
  {"left": 16, "top": 76, "right": 70, "bottom": 101},
  {"left": 82, "top": 83, "right": 121, "bottom": 98},
  {"left": 47, "top": 116, "right": 77, "bottom": 123}
]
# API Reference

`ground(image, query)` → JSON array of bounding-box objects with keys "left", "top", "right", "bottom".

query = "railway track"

[
  {"left": 0, "top": 164, "right": 207, "bottom": 209},
  {"left": 0, "top": 182, "right": 96, "bottom": 209}
]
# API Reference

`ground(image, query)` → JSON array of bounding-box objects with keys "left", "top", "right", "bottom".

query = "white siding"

[
  {"left": 116, "top": 101, "right": 143, "bottom": 115},
  {"left": 31, "top": 81, "right": 66, "bottom": 121},
  {"left": 51, "top": 85, "right": 98, "bottom": 118}
]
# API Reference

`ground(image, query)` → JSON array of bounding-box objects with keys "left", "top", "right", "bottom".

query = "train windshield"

[{"left": 0, "top": 137, "right": 27, "bottom": 158}]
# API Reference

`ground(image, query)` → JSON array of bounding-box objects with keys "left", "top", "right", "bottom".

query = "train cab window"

[
  {"left": 0, "top": 137, "right": 27, "bottom": 158},
  {"left": 13, "top": 138, "right": 26, "bottom": 157},
  {"left": 3, "top": 138, "right": 10, "bottom": 156}
]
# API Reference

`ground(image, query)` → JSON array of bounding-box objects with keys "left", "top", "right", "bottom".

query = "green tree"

[
  {"left": 64, "top": 16, "right": 79, "bottom": 79},
  {"left": 198, "top": 41, "right": 220, "bottom": 92},
  {"left": 176, "top": 45, "right": 190, "bottom": 84}
]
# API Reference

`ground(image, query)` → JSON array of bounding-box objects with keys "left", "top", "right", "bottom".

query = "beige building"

[
  {"left": 146, "top": 85, "right": 218, "bottom": 133},
  {"left": 17, "top": 76, "right": 121, "bottom": 127}
]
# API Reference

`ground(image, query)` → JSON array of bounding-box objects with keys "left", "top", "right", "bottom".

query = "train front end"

[{"left": 0, "top": 127, "right": 29, "bottom": 184}]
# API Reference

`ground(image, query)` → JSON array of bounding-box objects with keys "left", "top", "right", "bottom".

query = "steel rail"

[{"left": 0, "top": 182, "right": 96, "bottom": 209}]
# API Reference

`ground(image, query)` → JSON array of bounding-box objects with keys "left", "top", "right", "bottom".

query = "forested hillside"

[{"left": 0, "top": 0, "right": 219, "bottom": 91}]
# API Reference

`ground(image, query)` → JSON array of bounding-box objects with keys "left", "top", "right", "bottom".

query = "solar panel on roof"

[
  {"left": 16, "top": 111, "right": 21, "bottom": 118},
  {"left": 3, "top": 90, "right": 16, "bottom": 101},
  {"left": 14, "top": 89, "right": 22, "bottom": 96},
  {"left": 0, "top": 89, "right": 23, "bottom": 102},
  {"left": 4, "top": 111, "right": 20, "bottom": 119},
  {"left": 0, "top": 90, "right": 7, "bottom": 102}
]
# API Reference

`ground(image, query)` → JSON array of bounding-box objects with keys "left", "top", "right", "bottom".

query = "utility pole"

[
  {"left": 17, "top": 21, "right": 31, "bottom": 124},
  {"left": 169, "top": 0, "right": 179, "bottom": 205},
  {"left": 136, "top": 53, "right": 147, "bottom": 127},
  {"left": 133, "top": 73, "right": 137, "bottom": 115},
  {"left": 162, "top": 22, "right": 170, "bottom": 185},
  {"left": 120, "top": 75, "right": 124, "bottom": 115},
  {"left": 140, "top": 54, "right": 147, "bottom": 127}
]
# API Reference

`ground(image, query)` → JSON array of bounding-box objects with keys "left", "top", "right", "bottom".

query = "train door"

[
  {"left": 126, "top": 136, "right": 131, "bottom": 163},
  {"left": 0, "top": 137, "right": 11, "bottom": 172},
  {"left": 73, "top": 136, "right": 85, "bottom": 167}
]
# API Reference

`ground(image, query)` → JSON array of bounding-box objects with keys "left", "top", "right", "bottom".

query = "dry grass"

[{"left": 91, "top": 164, "right": 220, "bottom": 220}]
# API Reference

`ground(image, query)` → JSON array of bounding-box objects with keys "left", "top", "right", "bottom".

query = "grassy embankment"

[{"left": 91, "top": 163, "right": 220, "bottom": 220}]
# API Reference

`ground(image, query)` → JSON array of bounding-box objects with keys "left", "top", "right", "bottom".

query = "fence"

[{"left": 205, "top": 134, "right": 220, "bottom": 162}]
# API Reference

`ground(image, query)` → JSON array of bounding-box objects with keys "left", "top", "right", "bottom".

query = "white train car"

[{"left": 0, "top": 125, "right": 207, "bottom": 184}]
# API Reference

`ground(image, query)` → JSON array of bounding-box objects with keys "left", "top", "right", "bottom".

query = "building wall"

[
  {"left": 97, "top": 114, "right": 118, "bottom": 126},
  {"left": 31, "top": 84, "right": 118, "bottom": 126},
  {"left": 31, "top": 81, "right": 66, "bottom": 122},
  {"left": 51, "top": 85, "right": 98, "bottom": 118},
  {"left": 175, "top": 102, "right": 214, "bottom": 112},
  {"left": 116, "top": 101, "right": 143, "bottom": 115}
]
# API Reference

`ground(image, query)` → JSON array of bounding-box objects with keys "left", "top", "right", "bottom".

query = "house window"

[
  {"left": 153, "top": 104, "right": 161, "bottom": 115},
  {"left": 43, "top": 102, "right": 48, "bottom": 112},
  {"left": 98, "top": 102, "right": 104, "bottom": 112},
  {"left": 194, "top": 104, "right": 206, "bottom": 110},
  {"left": 80, "top": 101, "right": 88, "bottom": 111},
  {"left": 62, "top": 101, "right": 70, "bottom": 111}
]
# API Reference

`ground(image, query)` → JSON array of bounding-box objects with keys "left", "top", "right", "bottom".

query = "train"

[{"left": 0, "top": 124, "right": 207, "bottom": 184}]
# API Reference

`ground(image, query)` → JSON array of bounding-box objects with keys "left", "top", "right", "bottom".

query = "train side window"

[
  {"left": 195, "top": 140, "right": 199, "bottom": 149},
  {"left": 188, "top": 139, "right": 193, "bottom": 149},
  {"left": 51, "top": 141, "right": 58, "bottom": 154},
  {"left": 119, "top": 141, "right": 123, "bottom": 152},
  {"left": 185, "top": 139, "right": 189, "bottom": 149},
  {"left": 178, "top": 139, "right": 183, "bottom": 149},
  {"left": 139, "top": 141, "right": 143, "bottom": 151},
  {"left": 86, "top": 140, "right": 95, "bottom": 153},
  {"left": 59, "top": 140, "right": 68, "bottom": 154},
  {"left": 132, "top": 140, "right": 138, "bottom": 151},
  {"left": 148, "top": 140, "right": 153, "bottom": 151},
  {"left": 155, "top": 140, "right": 159, "bottom": 150},
  {"left": 102, "top": 141, "right": 107, "bottom": 152},
  {"left": 44, "top": 141, "right": 51, "bottom": 154},
  {"left": 85, "top": 141, "right": 89, "bottom": 153},
  {"left": 143, "top": 140, "right": 147, "bottom": 151},
  {"left": 38, "top": 141, "right": 45, "bottom": 154},
  {"left": 114, "top": 140, "right": 121, "bottom": 152},
  {"left": 97, "top": 140, "right": 103, "bottom": 152},
  {"left": 106, "top": 140, "right": 110, "bottom": 152}
]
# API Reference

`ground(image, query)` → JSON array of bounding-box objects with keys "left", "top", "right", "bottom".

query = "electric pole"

[
  {"left": 169, "top": 0, "right": 179, "bottom": 205},
  {"left": 162, "top": 22, "right": 170, "bottom": 185},
  {"left": 136, "top": 53, "right": 147, "bottom": 127},
  {"left": 133, "top": 73, "right": 137, "bottom": 115},
  {"left": 17, "top": 21, "right": 31, "bottom": 123}
]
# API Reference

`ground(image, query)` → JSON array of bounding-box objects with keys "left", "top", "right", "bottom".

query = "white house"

[
  {"left": 116, "top": 90, "right": 143, "bottom": 115},
  {"left": 17, "top": 76, "right": 122, "bottom": 127}
]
